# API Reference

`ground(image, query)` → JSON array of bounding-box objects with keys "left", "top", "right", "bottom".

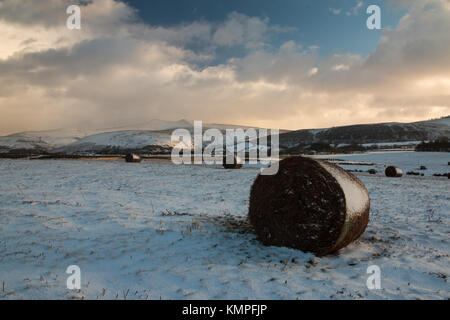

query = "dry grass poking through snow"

[{"left": 0, "top": 153, "right": 448, "bottom": 299}]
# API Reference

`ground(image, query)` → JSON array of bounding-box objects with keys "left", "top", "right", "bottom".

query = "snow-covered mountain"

[
  {"left": 1, "top": 116, "right": 448, "bottom": 154},
  {"left": 52, "top": 130, "right": 175, "bottom": 155},
  {"left": 0, "top": 119, "right": 280, "bottom": 154},
  {"left": 53, "top": 123, "right": 273, "bottom": 155},
  {"left": 0, "top": 120, "right": 193, "bottom": 154},
  {"left": 0, "top": 129, "right": 98, "bottom": 153},
  {"left": 278, "top": 116, "right": 450, "bottom": 148}
]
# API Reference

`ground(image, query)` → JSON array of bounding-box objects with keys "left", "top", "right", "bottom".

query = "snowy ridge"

[
  {"left": 1, "top": 116, "right": 449, "bottom": 154},
  {"left": 53, "top": 130, "right": 175, "bottom": 154},
  {"left": 0, "top": 129, "right": 98, "bottom": 152},
  {"left": 0, "top": 120, "right": 193, "bottom": 153},
  {"left": 279, "top": 116, "right": 450, "bottom": 148}
]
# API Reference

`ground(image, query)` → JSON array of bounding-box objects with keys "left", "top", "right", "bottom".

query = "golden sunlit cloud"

[{"left": 0, "top": 0, "right": 449, "bottom": 135}]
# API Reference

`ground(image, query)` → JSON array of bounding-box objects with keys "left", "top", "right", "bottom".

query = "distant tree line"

[
  {"left": 416, "top": 137, "right": 450, "bottom": 152},
  {"left": 282, "top": 143, "right": 368, "bottom": 155}
]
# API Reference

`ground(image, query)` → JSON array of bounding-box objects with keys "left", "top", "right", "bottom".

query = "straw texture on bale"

[
  {"left": 248, "top": 156, "right": 370, "bottom": 256},
  {"left": 125, "top": 153, "right": 142, "bottom": 163},
  {"left": 385, "top": 166, "right": 403, "bottom": 177}
]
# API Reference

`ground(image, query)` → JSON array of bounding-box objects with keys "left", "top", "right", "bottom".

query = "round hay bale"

[
  {"left": 385, "top": 166, "right": 403, "bottom": 177},
  {"left": 125, "top": 153, "right": 142, "bottom": 163},
  {"left": 248, "top": 156, "right": 370, "bottom": 256},
  {"left": 368, "top": 169, "right": 377, "bottom": 175},
  {"left": 223, "top": 153, "right": 243, "bottom": 169}
]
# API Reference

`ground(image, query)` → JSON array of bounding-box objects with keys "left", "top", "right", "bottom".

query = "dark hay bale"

[
  {"left": 419, "top": 166, "right": 427, "bottom": 170},
  {"left": 248, "top": 156, "right": 370, "bottom": 256},
  {"left": 125, "top": 153, "right": 142, "bottom": 163},
  {"left": 223, "top": 153, "right": 243, "bottom": 169},
  {"left": 368, "top": 169, "right": 377, "bottom": 175},
  {"left": 385, "top": 166, "right": 403, "bottom": 177},
  {"left": 433, "top": 173, "right": 450, "bottom": 178}
]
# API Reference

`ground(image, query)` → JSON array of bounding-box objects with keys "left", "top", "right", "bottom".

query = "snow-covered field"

[
  {"left": 0, "top": 152, "right": 448, "bottom": 300},
  {"left": 313, "top": 151, "right": 449, "bottom": 175}
]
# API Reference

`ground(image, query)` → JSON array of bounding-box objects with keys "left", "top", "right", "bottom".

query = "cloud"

[
  {"left": 346, "top": 1, "right": 364, "bottom": 16},
  {"left": 329, "top": 8, "right": 342, "bottom": 15},
  {"left": 0, "top": 0, "right": 136, "bottom": 28},
  {"left": 211, "top": 12, "right": 296, "bottom": 50},
  {"left": 308, "top": 68, "right": 319, "bottom": 77},
  {"left": 0, "top": 0, "right": 139, "bottom": 59},
  {"left": 0, "top": 0, "right": 449, "bottom": 134},
  {"left": 212, "top": 12, "right": 269, "bottom": 48},
  {"left": 332, "top": 64, "right": 350, "bottom": 71}
]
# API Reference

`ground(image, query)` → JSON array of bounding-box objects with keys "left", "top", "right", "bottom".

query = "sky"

[
  {"left": 0, "top": 0, "right": 449, "bottom": 134},
  {"left": 124, "top": 0, "right": 405, "bottom": 57}
]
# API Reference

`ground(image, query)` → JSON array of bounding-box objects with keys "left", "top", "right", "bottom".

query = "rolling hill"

[
  {"left": 0, "top": 116, "right": 449, "bottom": 155},
  {"left": 277, "top": 116, "right": 450, "bottom": 149},
  {"left": 0, "top": 120, "right": 192, "bottom": 154},
  {"left": 52, "top": 130, "right": 175, "bottom": 155}
]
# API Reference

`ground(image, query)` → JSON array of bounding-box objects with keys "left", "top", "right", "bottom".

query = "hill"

[
  {"left": 277, "top": 116, "right": 450, "bottom": 149},
  {"left": 1, "top": 116, "right": 449, "bottom": 155}
]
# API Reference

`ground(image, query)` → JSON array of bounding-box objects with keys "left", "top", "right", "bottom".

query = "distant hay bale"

[
  {"left": 125, "top": 153, "right": 142, "bottom": 163},
  {"left": 368, "top": 169, "right": 377, "bottom": 175},
  {"left": 433, "top": 173, "right": 450, "bottom": 178},
  {"left": 385, "top": 166, "right": 403, "bottom": 177},
  {"left": 223, "top": 153, "right": 243, "bottom": 169},
  {"left": 248, "top": 156, "right": 370, "bottom": 256}
]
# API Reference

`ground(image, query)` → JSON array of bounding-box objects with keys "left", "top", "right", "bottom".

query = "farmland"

[{"left": 0, "top": 152, "right": 448, "bottom": 299}]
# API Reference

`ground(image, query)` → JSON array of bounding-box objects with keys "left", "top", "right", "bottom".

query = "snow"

[
  {"left": 0, "top": 152, "right": 449, "bottom": 300},
  {"left": 312, "top": 151, "right": 449, "bottom": 175},
  {"left": 57, "top": 126, "right": 275, "bottom": 154},
  {"left": 55, "top": 130, "right": 174, "bottom": 153},
  {"left": 318, "top": 160, "right": 370, "bottom": 251},
  {"left": 334, "top": 141, "right": 423, "bottom": 148},
  {"left": 2, "top": 116, "right": 448, "bottom": 154},
  {"left": 361, "top": 141, "right": 422, "bottom": 147},
  {"left": 0, "top": 120, "right": 279, "bottom": 154},
  {"left": 318, "top": 161, "right": 369, "bottom": 215},
  {"left": 0, "top": 129, "right": 97, "bottom": 151}
]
